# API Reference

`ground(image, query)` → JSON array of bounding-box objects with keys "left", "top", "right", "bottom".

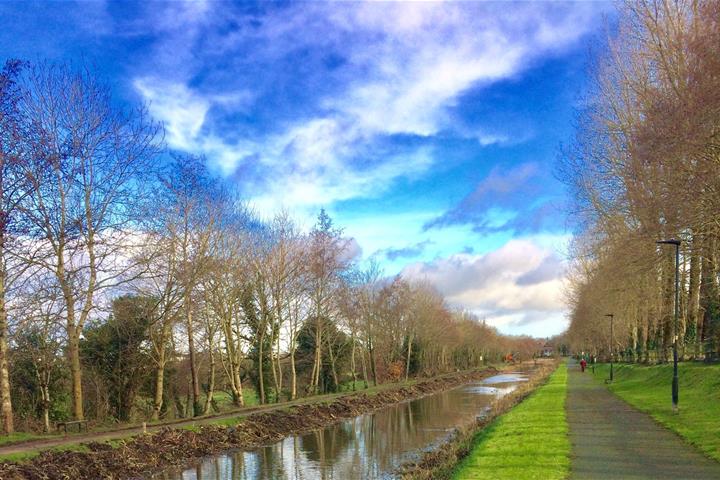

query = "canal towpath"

[{"left": 566, "top": 361, "right": 720, "bottom": 479}]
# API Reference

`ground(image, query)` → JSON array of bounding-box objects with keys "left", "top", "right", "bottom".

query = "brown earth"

[{"left": 0, "top": 368, "right": 501, "bottom": 480}]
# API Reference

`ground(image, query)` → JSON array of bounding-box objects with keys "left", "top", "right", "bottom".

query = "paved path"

[{"left": 566, "top": 361, "right": 720, "bottom": 479}]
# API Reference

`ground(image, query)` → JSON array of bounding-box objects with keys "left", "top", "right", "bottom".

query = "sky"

[{"left": 0, "top": 0, "right": 614, "bottom": 337}]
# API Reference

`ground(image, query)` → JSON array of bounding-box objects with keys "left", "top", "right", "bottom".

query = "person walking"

[{"left": 580, "top": 358, "right": 587, "bottom": 373}]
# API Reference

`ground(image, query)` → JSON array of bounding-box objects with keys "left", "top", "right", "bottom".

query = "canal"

[{"left": 157, "top": 372, "right": 528, "bottom": 480}]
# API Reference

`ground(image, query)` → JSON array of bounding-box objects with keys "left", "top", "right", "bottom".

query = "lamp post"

[
  {"left": 657, "top": 238, "right": 680, "bottom": 412},
  {"left": 605, "top": 314, "right": 614, "bottom": 382}
]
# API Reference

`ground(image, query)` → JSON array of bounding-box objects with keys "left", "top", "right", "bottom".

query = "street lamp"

[
  {"left": 605, "top": 314, "right": 614, "bottom": 382},
  {"left": 657, "top": 238, "right": 681, "bottom": 412}
]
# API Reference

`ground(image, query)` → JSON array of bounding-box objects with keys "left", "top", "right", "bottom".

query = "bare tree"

[
  {"left": 266, "top": 212, "right": 302, "bottom": 401},
  {"left": 133, "top": 231, "right": 184, "bottom": 420},
  {"left": 0, "top": 59, "right": 29, "bottom": 433},
  {"left": 356, "top": 261, "right": 382, "bottom": 386},
  {"left": 306, "top": 210, "right": 349, "bottom": 395},
  {"left": 158, "top": 155, "right": 221, "bottom": 417},
  {"left": 561, "top": 1, "right": 720, "bottom": 360},
  {"left": 9, "top": 272, "right": 64, "bottom": 432},
  {"left": 204, "top": 229, "right": 248, "bottom": 407},
  {"left": 16, "top": 63, "right": 160, "bottom": 420}
]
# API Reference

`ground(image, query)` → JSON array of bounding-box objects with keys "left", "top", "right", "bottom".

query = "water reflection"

[{"left": 157, "top": 373, "right": 527, "bottom": 480}]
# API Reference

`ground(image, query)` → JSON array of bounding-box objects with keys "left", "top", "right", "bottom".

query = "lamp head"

[{"left": 656, "top": 239, "right": 681, "bottom": 246}]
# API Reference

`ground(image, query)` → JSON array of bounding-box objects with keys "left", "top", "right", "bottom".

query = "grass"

[
  {"left": 592, "top": 362, "right": 720, "bottom": 462},
  {"left": 0, "top": 443, "right": 90, "bottom": 463},
  {"left": 453, "top": 363, "right": 570, "bottom": 480},
  {"left": 0, "top": 432, "right": 57, "bottom": 447},
  {"left": 338, "top": 379, "right": 371, "bottom": 392},
  {"left": 180, "top": 414, "right": 246, "bottom": 433},
  {"left": 214, "top": 388, "right": 258, "bottom": 408}
]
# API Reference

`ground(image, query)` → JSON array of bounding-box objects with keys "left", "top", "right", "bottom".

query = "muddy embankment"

[
  {"left": 0, "top": 367, "right": 504, "bottom": 480},
  {"left": 399, "top": 361, "right": 558, "bottom": 479}
]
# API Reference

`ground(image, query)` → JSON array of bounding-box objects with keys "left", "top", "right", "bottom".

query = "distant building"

[{"left": 541, "top": 343, "right": 554, "bottom": 357}]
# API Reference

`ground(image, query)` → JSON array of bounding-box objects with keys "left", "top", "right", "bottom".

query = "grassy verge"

[
  {"left": 452, "top": 363, "right": 569, "bottom": 480},
  {"left": 592, "top": 362, "right": 720, "bottom": 462},
  {"left": 198, "top": 389, "right": 259, "bottom": 409},
  {"left": 0, "top": 444, "right": 90, "bottom": 463},
  {"left": 0, "top": 433, "right": 57, "bottom": 447}
]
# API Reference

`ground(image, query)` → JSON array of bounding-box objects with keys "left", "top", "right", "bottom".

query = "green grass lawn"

[
  {"left": 0, "top": 432, "right": 57, "bottom": 447},
  {"left": 592, "top": 362, "right": 720, "bottom": 462},
  {"left": 202, "top": 389, "right": 259, "bottom": 409},
  {"left": 453, "top": 363, "right": 569, "bottom": 480},
  {"left": 0, "top": 443, "right": 90, "bottom": 463}
]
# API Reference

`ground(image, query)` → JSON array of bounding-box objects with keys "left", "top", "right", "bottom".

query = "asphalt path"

[{"left": 566, "top": 361, "right": 720, "bottom": 479}]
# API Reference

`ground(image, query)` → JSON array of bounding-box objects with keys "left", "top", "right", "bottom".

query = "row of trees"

[
  {"left": 561, "top": 1, "right": 720, "bottom": 362},
  {"left": 0, "top": 60, "right": 540, "bottom": 433}
]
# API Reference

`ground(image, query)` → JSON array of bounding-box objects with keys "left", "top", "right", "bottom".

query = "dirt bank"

[
  {"left": 398, "top": 361, "right": 558, "bottom": 479},
  {"left": 0, "top": 368, "right": 500, "bottom": 480}
]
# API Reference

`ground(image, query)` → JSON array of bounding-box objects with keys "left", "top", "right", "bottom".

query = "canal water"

[{"left": 156, "top": 372, "right": 528, "bottom": 480}]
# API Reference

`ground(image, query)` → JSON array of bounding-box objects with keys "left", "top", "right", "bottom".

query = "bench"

[{"left": 56, "top": 420, "right": 88, "bottom": 434}]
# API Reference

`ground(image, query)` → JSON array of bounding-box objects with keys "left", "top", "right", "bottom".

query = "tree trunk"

[
  {"left": 290, "top": 345, "right": 297, "bottom": 401},
  {"left": 152, "top": 365, "right": 165, "bottom": 421},
  {"left": 152, "top": 343, "right": 166, "bottom": 421},
  {"left": 350, "top": 334, "right": 357, "bottom": 391},
  {"left": 368, "top": 337, "right": 378, "bottom": 386},
  {"left": 203, "top": 349, "right": 216, "bottom": 415},
  {"left": 312, "top": 317, "right": 322, "bottom": 395},
  {"left": 184, "top": 377, "right": 193, "bottom": 418},
  {"left": 661, "top": 251, "right": 675, "bottom": 362},
  {"left": 67, "top": 326, "right": 84, "bottom": 421},
  {"left": 405, "top": 332, "right": 413, "bottom": 382},
  {"left": 231, "top": 365, "right": 244, "bottom": 407},
  {"left": 326, "top": 333, "right": 339, "bottom": 391},
  {"left": 679, "top": 251, "right": 688, "bottom": 358},
  {"left": 269, "top": 333, "right": 279, "bottom": 403},
  {"left": 687, "top": 236, "right": 702, "bottom": 357},
  {"left": 275, "top": 333, "right": 283, "bottom": 402},
  {"left": 185, "top": 292, "right": 202, "bottom": 417},
  {"left": 0, "top": 270, "right": 13, "bottom": 434},
  {"left": 258, "top": 332, "right": 266, "bottom": 404},
  {"left": 699, "top": 236, "right": 717, "bottom": 354},
  {"left": 41, "top": 385, "right": 50, "bottom": 433},
  {"left": 43, "top": 403, "right": 50, "bottom": 433},
  {"left": 222, "top": 320, "right": 244, "bottom": 407},
  {"left": 360, "top": 346, "right": 369, "bottom": 389}
]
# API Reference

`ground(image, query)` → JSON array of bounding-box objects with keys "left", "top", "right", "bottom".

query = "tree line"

[
  {"left": 560, "top": 1, "right": 720, "bottom": 363},
  {"left": 0, "top": 60, "right": 541, "bottom": 434}
]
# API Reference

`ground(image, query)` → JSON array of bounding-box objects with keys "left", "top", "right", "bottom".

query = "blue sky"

[{"left": 0, "top": 1, "right": 614, "bottom": 337}]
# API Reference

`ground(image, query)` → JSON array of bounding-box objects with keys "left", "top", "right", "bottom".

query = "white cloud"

[
  {"left": 402, "top": 237, "right": 568, "bottom": 334},
  {"left": 320, "top": 1, "right": 601, "bottom": 137},
  {"left": 131, "top": 2, "right": 607, "bottom": 214},
  {"left": 134, "top": 79, "right": 210, "bottom": 150}
]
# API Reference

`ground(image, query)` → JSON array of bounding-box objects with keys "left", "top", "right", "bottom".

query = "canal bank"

[
  {"left": 450, "top": 361, "right": 568, "bottom": 480},
  {"left": 401, "top": 360, "right": 559, "bottom": 480},
  {"left": 0, "top": 366, "right": 524, "bottom": 480},
  {"left": 160, "top": 369, "right": 542, "bottom": 479}
]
